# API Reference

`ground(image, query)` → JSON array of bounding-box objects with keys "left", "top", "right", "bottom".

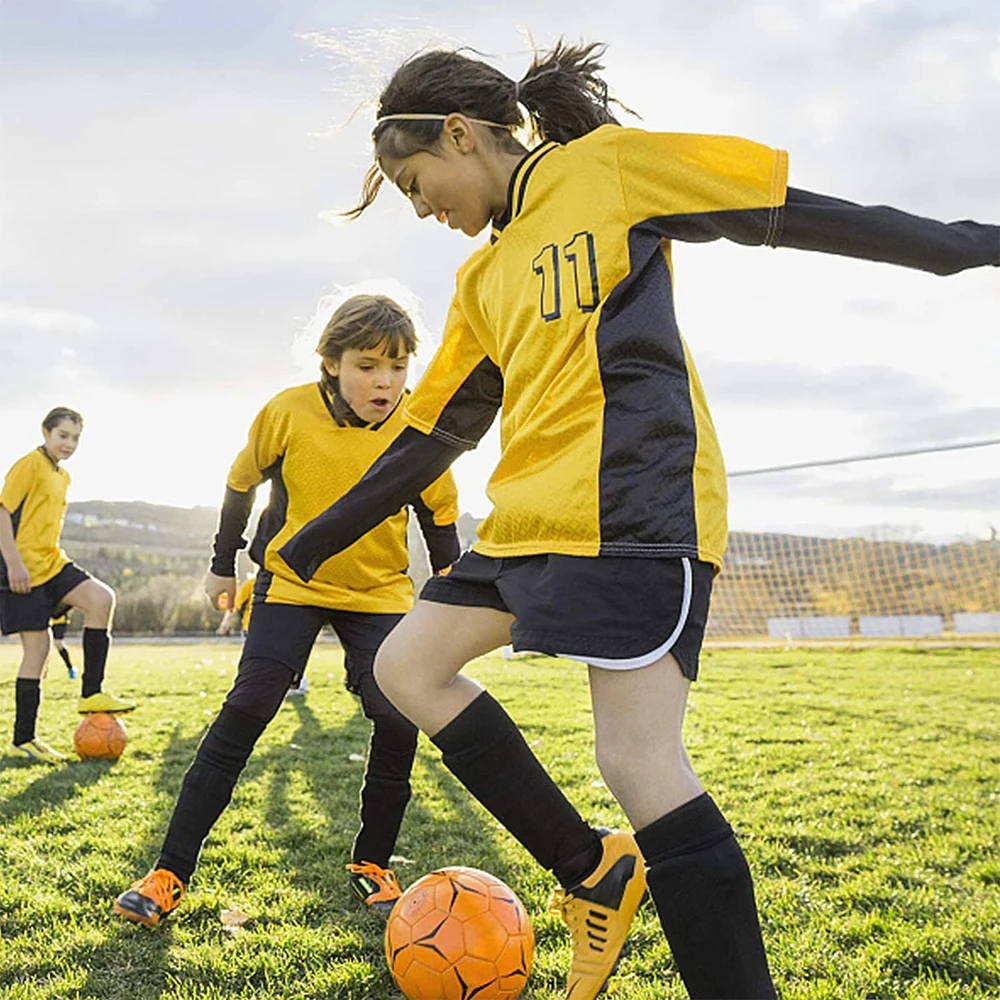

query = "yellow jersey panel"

[
  {"left": 0, "top": 449, "right": 71, "bottom": 586},
  {"left": 230, "top": 384, "right": 459, "bottom": 613},
  {"left": 403, "top": 126, "right": 788, "bottom": 568}
]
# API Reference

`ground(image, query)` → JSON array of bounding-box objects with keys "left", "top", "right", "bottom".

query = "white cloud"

[{"left": 0, "top": 303, "right": 99, "bottom": 335}]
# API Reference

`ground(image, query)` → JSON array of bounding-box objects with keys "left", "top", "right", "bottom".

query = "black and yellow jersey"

[
  {"left": 211, "top": 382, "right": 460, "bottom": 614},
  {"left": 401, "top": 127, "right": 792, "bottom": 567},
  {"left": 0, "top": 448, "right": 71, "bottom": 587},
  {"left": 279, "top": 127, "right": 998, "bottom": 582}
]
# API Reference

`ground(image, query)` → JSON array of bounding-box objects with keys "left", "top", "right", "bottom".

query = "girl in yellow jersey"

[
  {"left": 280, "top": 42, "right": 999, "bottom": 1000},
  {"left": 114, "top": 294, "right": 460, "bottom": 927},
  {"left": 1, "top": 408, "right": 136, "bottom": 763}
]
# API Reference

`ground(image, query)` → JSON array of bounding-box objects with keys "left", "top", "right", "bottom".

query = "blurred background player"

[
  {"left": 114, "top": 293, "right": 460, "bottom": 926},
  {"left": 49, "top": 608, "right": 76, "bottom": 679},
  {"left": 1, "top": 407, "right": 136, "bottom": 763},
  {"left": 215, "top": 572, "right": 255, "bottom": 637},
  {"left": 217, "top": 572, "right": 308, "bottom": 695},
  {"left": 280, "top": 41, "right": 999, "bottom": 1000}
]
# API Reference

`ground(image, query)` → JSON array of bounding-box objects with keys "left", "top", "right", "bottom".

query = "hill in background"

[{"left": 56, "top": 500, "right": 482, "bottom": 634}]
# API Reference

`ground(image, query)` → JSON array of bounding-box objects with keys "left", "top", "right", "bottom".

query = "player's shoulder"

[
  {"left": 265, "top": 382, "right": 323, "bottom": 412},
  {"left": 6, "top": 449, "right": 44, "bottom": 477}
]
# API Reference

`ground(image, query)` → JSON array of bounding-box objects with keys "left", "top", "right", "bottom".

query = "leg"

[
  {"left": 115, "top": 603, "right": 324, "bottom": 927},
  {"left": 375, "top": 599, "right": 602, "bottom": 888},
  {"left": 334, "top": 614, "right": 418, "bottom": 872},
  {"left": 62, "top": 579, "right": 121, "bottom": 702},
  {"left": 13, "top": 631, "right": 49, "bottom": 745},
  {"left": 589, "top": 653, "right": 775, "bottom": 999}
]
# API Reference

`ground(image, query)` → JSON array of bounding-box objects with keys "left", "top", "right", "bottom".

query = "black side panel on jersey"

[
  {"left": 424, "top": 357, "right": 504, "bottom": 450},
  {"left": 595, "top": 227, "right": 699, "bottom": 554},
  {"left": 249, "top": 457, "right": 287, "bottom": 566},
  {"left": 779, "top": 188, "right": 1000, "bottom": 275}
]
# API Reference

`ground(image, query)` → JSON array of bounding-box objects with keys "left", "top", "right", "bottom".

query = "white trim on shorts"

[{"left": 554, "top": 557, "right": 693, "bottom": 671}]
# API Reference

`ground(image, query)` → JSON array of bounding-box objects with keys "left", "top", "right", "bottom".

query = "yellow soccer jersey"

[
  {"left": 224, "top": 383, "right": 459, "bottom": 612},
  {"left": 402, "top": 126, "right": 788, "bottom": 568},
  {"left": 0, "top": 448, "right": 72, "bottom": 587}
]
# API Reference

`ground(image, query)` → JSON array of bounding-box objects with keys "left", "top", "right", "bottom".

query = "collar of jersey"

[
  {"left": 36, "top": 445, "right": 60, "bottom": 470},
  {"left": 317, "top": 382, "right": 402, "bottom": 431},
  {"left": 490, "top": 140, "right": 559, "bottom": 241}
]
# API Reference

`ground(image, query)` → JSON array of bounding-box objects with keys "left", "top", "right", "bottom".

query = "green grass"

[{"left": 0, "top": 643, "right": 997, "bottom": 999}]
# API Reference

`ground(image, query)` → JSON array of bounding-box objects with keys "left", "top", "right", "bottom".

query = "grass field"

[{"left": 1, "top": 642, "right": 997, "bottom": 999}]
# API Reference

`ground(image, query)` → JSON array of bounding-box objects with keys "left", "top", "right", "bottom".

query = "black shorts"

[
  {"left": 420, "top": 552, "right": 714, "bottom": 680},
  {"left": 226, "top": 601, "right": 404, "bottom": 719},
  {"left": 50, "top": 617, "right": 68, "bottom": 640},
  {"left": 0, "top": 563, "right": 90, "bottom": 636}
]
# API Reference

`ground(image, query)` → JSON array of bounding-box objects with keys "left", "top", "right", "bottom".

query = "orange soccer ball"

[
  {"left": 385, "top": 867, "right": 534, "bottom": 1000},
  {"left": 73, "top": 712, "right": 128, "bottom": 761}
]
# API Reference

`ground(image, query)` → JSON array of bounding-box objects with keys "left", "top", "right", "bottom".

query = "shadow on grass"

[
  {"left": 76, "top": 722, "right": 204, "bottom": 1000},
  {"left": 0, "top": 756, "right": 109, "bottom": 823}
]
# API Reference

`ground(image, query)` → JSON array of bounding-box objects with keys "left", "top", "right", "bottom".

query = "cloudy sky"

[{"left": 1, "top": 0, "right": 997, "bottom": 542}]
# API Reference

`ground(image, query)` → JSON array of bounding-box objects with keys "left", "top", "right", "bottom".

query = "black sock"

[
  {"left": 13, "top": 678, "right": 41, "bottom": 746},
  {"left": 57, "top": 646, "right": 74, "bottom": 671},
  {"left": 81, "top": 628, "right": 110, "bottom": 697},
  {"left": 431, "top": 691, "right": 601, "bottom": 888},
  {"left": 636, "top": 793, "right": 775, "bottom": 1000},
  {"left": 353, "top": 709, "right": 419, "bottom": 868},
  {"left": 157, "top": 704, "right": 269, "bottom": 884}
]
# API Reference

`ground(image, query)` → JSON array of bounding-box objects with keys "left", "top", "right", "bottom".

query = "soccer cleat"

[
  {"left": 550, "top": 830, "right": 647, "bottom": 1000},
  {"left": 11, "top": 738, "right": 67, "bottom": 764},
  {"left": 346, "top": 861, "right": 402, "bottom": 914},
  {"left": 77, "top": 691, "right": 136, "bottom": 714},
  {"left": 113, "top": 869, "right": 185, "bottom": 927}
]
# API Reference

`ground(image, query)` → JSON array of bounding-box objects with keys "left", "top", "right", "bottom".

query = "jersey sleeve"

[
  {"left": 211, "top": 399, "right": 288, "bottom": 576},
  {"left": 613, "top": 128, "right": 788, "bottom": 247},
  {"left": 402, "top": 296, "right": 504, "bottom": 449},
  {"left": 778, "top": 187, "right": 1000, "bottom": 275},
  {"left": 0, "top": 455, "right": 35, "bottom": 514},
  {"left": 226, "top": 400, "right": 288, "bottom": 492}
]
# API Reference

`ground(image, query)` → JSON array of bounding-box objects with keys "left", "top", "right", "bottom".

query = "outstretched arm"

[
  {"left": 777, "top": 187, "right": 1000, "bottom": 275},
  {"left": 279, "top": 428, "right": 462, "bottom": 581}
]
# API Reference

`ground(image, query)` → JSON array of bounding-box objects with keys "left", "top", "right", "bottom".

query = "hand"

[
  {"left": 7, "top": 559, "right": 31, "bottom": 594},
  {"left": 204, "top": 571, "right": 237, "bottom": 612}
]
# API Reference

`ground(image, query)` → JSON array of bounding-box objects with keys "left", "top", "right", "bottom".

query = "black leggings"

[{"left": 156, "top": 603, "right": 413, "bottom": 884}]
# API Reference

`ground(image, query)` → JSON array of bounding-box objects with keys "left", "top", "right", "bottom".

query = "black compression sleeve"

[
  {"left": 279, "top": 427, "right": 462, "bottom": 582},
  {"left": 210, "top": 486, "right": 256, "bottom": 577},
  {"left": 778, "top": 187, "right": 1000, "bottom": 275},
  {"left": 412, "top": 496, "right": 461, "bottom": 574}
]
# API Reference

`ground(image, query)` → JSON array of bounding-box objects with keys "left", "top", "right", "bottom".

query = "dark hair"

[
  {"left": 347, "top": 40, "right": 626, "bottom": 219},
  {"left": 316, "top": 294, "right": 416, "bottom": 392},
  {"left": 42, "top": 406, "right": 83, "bottom": 431}
]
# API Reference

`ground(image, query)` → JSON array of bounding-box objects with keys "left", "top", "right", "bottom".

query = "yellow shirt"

[
  {"left": 403, "top": 126, "right": 788, "bottom": 569},
  {"left": 229, "top": 383, "right": 459, "bottom": 612},
  {"left": 0, "top": 448, "right": 72, "bottom": 587}
]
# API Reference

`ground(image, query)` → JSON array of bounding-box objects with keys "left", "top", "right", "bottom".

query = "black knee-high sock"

[
  {"left": 57, "top": 645, "right": 74, "bottom": 672},
  {"left": 432, "top": 691, "right": 601, "bottom": 888},
  {"left": 13, "top": 678, "right": 41, "bottom": 745},
  {"left": 636, "top": 794, "right": 775, "bottom": 1000},
  {"left": 353, "top": 709, "right": 419, "bottom": 868},
  {"left": 81, "top": 628, "right": 110, "bottom": 697},
  {"left": 156, "top": 704, "right": 269, "bottom": 884}
]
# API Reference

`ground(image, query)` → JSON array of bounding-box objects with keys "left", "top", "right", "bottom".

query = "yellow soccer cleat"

[
  {"left": 346, "top": 860, "right": 402, "bottom": 914},
  {"left": 114, "top": 869, "right": 185, "bottom": 927},
  {"left": 77, "top": 691, "right": 136, "bottom": 714},
  {"left": 550, "top": 830, "right": 647, "bottom": 1000},
  {"left": 11, "top": 738, "right": 67, "bottom": 764}
]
